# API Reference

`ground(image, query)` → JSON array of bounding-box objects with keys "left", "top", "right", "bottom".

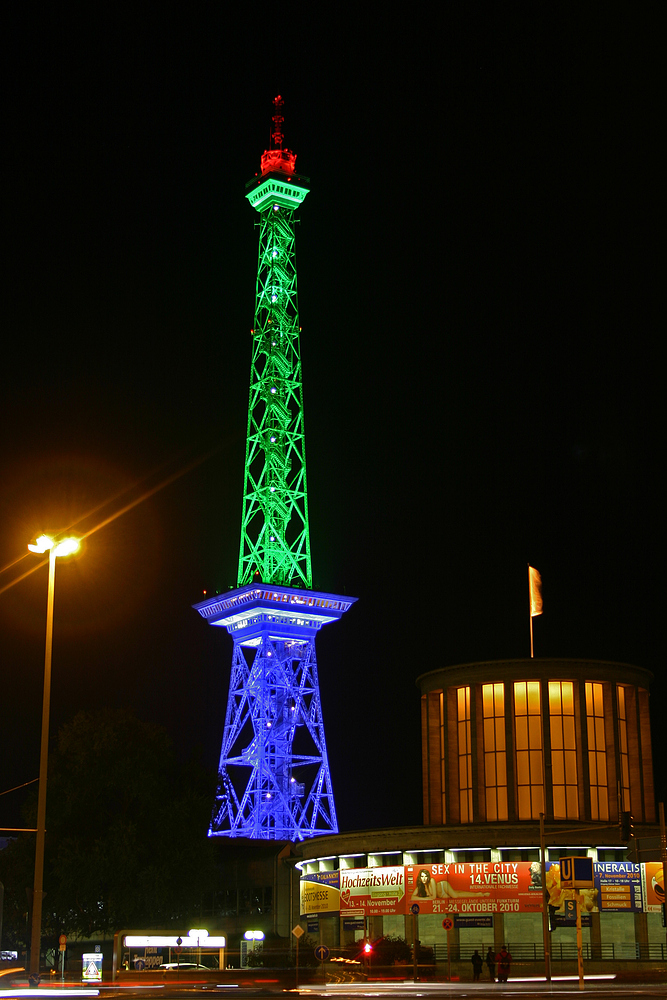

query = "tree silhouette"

[{"left": 0, "top": 709, "right": 217, "bottom": 946}]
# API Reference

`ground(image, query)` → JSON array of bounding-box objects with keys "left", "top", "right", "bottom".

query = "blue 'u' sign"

[{"left": 561, "top": 856, "right": 594, "bottom": 888}]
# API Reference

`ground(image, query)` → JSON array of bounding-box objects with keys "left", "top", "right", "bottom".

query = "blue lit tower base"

[{"left": 195, "top": 584, "right": 356, "bottom": 840}]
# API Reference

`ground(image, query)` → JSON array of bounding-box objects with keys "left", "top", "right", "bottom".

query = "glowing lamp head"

[
  {"left": 189, "top": 928, "right": 208, "bottom": 941},
  {"left": 53, "top": 538, "right": 80, "bottom": 557},
  {"left": 28, "top": 534, "right": 54, "bottom": 554},
  {"left": 28, "top": 534, "right": 80, "bottom": 557},
  {"left": 363, "top": 943, "right": 372, "bottom": 954}
]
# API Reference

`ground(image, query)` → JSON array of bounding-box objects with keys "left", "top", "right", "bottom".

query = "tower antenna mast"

[
  {"left": 194, "top": 97, "right": 356, "bottom": 841},
  {"left": 271, "top": 94, "right": 284, "bottom": 148}
]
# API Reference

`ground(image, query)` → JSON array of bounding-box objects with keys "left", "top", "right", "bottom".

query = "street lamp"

[{"left": 27, "top": 533, "right": 80, "bottom": 976}]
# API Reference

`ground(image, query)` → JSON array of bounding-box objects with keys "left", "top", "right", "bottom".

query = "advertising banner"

[
  {"left": 339, "top": 866, "right": 405, "bottom": 916},
  {"left": 545, "top": 861, "right": 643, "bottom": 914},
  {"left": 641, "top": 862, "right": 665, "bottom": 913},
  {"left": 300, "top": 862, "right": 662, "bottom": 918},
  {"left": 300, "top": 870, "right": 340, "bottom": 915},
  {"left": 343, "top": 918, "right": 365, "bottom": 930},
  {"left": 454, "top": 915, "right": 493, "bottom": 928},
  {"left": 405, "top": 861, "right": 543, "bottom": 915}
]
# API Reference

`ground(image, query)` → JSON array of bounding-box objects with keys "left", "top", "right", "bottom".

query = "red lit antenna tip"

[{"left": 271, "top": 95, "right": 285, "bottom": 149}]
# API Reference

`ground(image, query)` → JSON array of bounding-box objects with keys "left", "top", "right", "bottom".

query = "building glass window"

[
  {"left": 514, "top": 680, "right": 544, "bottom": 820},
  {"left": 549, "top": 681, "right": 579, "bottom": 819},
  {"left": 482, "top": 682, "right": 508, "bottom": 821},
  {"left": 457, "top": 686, "right": 473, "bottom": 823},
  {"left": 451, "top": 850, "right": 492, "bottom": 863},
  {"left": 585, "top": 681, "right": 609, "bottom": 821},
  {"left": 617, "top": 685, "right": 631, "bottom": 812},
  {"left": 500, "top": 848, "right": 540, "bottom": 862},
  {"left": 440, "top": 691, "right": 446, "bottom": 824}
]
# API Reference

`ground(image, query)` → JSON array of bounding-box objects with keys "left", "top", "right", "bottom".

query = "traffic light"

[
  {"left": 363, "top": 942, "right": 372, "bottom": 954},
  {"left": 620, "top": 811, "right": 634, "bottom": 841}
]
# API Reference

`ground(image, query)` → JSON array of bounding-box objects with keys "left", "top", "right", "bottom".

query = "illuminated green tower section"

[{"left": 239, "top": 97, "right": 312, "bottom": 588}]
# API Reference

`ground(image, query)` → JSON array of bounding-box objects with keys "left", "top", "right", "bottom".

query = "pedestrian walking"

[{"left": 485, "top": 946, "right": 495, "bottom": 982}]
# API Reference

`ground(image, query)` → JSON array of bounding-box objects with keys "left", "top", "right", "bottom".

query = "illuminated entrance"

[{"left": 112, "top": 929, "right": 226, "bottom": 978}]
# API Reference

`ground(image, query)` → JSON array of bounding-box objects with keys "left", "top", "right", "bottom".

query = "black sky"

[{"left": 0, "top": 6, "right": 661, "bottom": 835}]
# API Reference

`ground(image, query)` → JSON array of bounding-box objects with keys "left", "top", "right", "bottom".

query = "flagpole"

[{"left": 530, "top": 612, "right": 534, "bottom": 658}]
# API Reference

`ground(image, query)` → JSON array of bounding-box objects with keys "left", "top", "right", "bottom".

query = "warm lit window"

[
  {"left": 457, "top": 686, "right": 473, "bottom": 823},
  {"left": 585, "top": 682, "right": 608, "bottom": 821},
  {"left": 549, "top": 681, "right": 579, "bottom": 819},
  {"left": 514, "top": 681, "right": 544, "bottom": 820},
  {"left": 482, "top": 683, "right": 507, "bottom": 821},
  {"left": 617, "top": 685, "right": 631, "bottom": 812},
  {"left": 440, "top": 691, "right": 446, "bottom": 824}
]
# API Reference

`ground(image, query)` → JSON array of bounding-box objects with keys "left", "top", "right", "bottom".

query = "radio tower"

[{"left": 194, "top": 97, "right": 356, "bottom": 841}]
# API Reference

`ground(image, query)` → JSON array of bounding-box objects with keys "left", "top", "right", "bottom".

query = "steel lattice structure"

[
  {"left": 212, "top": 632, "right": 334, "bottom": 839},
  {"left": 238, "top": 197, "right": 310, "bottom": 589},
  {"left": 194, "top": 98, "right": 356, "bottom": 841}
]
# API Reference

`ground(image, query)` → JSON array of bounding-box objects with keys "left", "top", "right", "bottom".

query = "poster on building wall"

[
  {"left": 338, "top": 866, "right": 406, "bottom": 916},
  {"left": 641, "top": 862, "right": 664, "bottom": 913},
  {"left": 301, "top": 861, "right": 658, "bottom": 918},
  {"left": 545, "top": 861, "right": 643, "bottom": 914},
  {"left": 300, "top": 870, "right": 340, "bottom": 915},
  {"left": 405, "top": 862, "right": 543, "bottom": 914}
]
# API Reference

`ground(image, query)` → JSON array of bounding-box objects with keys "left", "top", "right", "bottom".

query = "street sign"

[
  {"left": 82, "top": 953, "right": 103, "bottom": 982},
  {"left": 292, "top": 925, "right": 305, "bottom": 939},
  {"left": 410, "top": 903, "right": 420, "bottom": 915},
  {"left": 314, "top": 945, "right": 330, "bottom": 961},
  {"left": 560, "top": 857, "right": 592, "bottom": 991},
  {"left": 58, "top": 935, "right": 67, "bottom": 946},
  {"left": 442, "top": 917, "right": 454, "bottom": 931},
  {"left": 561, "top": 856, "right": 594, "bottom": 888}
]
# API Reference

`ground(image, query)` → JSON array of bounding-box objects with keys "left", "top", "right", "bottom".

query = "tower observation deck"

[{"left": 194, "top": 97, "right": 356, "bottom": 841}]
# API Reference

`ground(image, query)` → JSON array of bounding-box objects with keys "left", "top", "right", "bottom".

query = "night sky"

[{"left": 1, "top": 7, "right": 661, "bottom": 836}]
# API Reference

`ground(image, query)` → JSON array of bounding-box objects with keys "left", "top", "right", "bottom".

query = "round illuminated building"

[
  {"left": 292, "top": 658, "right": 661, "bottom": 974},
  {"left": 418, "top": 658, "right": 655, "bottom": 832}
]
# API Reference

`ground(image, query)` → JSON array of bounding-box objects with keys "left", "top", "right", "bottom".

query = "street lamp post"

[{"left": 27, "top": 534, "right": 79, "bottom": 977}]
